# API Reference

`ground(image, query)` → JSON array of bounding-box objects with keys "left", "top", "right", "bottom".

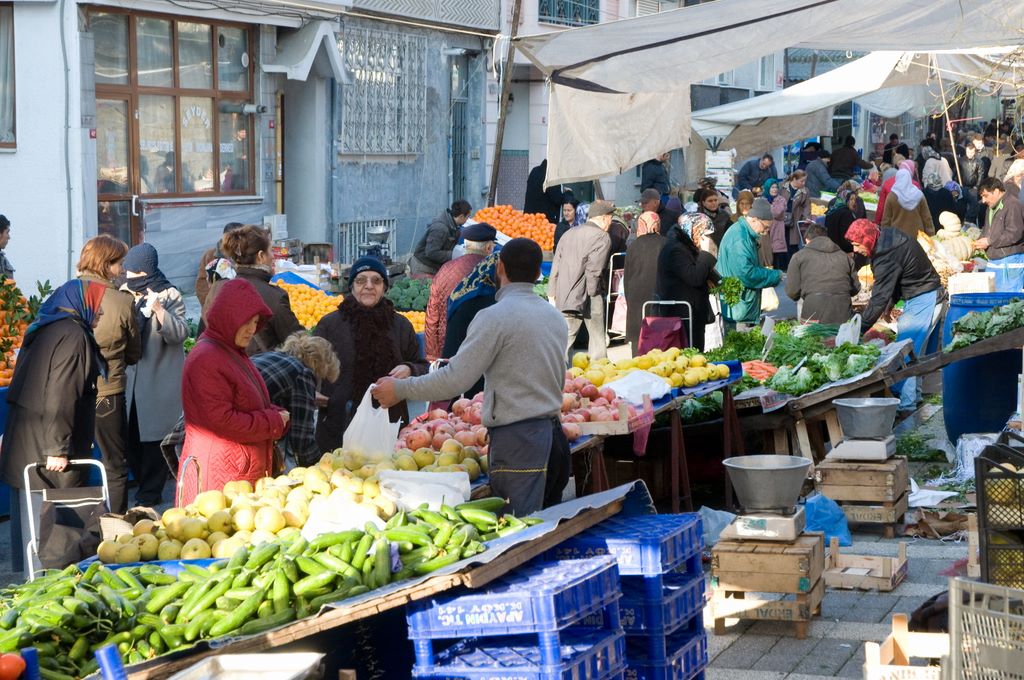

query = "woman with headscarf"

[
  {"left": 764, "top": 178, "right": 791, "bottom": 270},
  {"left": 876, "top": 159, "right": 920, "bottom": 224},
  {"left": 921, "top": 146, "right": 953, "bottom": 189},
  {"left": 122, "top": 243, "right": 189, "bottom": 507},
  {"left": 825, "top": 188, "right": 859, "bottom": 256},
  {"left": 177, "top": 278, "right": 289, "bottom": 505},
  {"left": 845, "top": 219, "right": 945, "bottom": 412},
  {"left": 881, "top": 168, "right": 935, "bottom": 238},
  {"left": 656, "top": 213, "right": 719, "bottom": 350},
  {"left": 623, "top": 212, "right": 667, "bottom": 352},
  {"left": 314, "top": 258, "right": 428, "bottom": 450},
  {"left": 922, "top": 170, "right": 961, "bottom": 228},
  {"left": 697, "top": 188, "right": 733, "bottom": 248},
  {"left": 2, "top": 280, "right": 106, "bottom": 573},
  {"left": 553, "top": 200, "right": 579, "bottom": 252},
  {"left": 441, "top": 252, "right": 499, "bottom": 399}
]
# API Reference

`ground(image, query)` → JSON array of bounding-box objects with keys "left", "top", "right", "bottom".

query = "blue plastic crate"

[
  {"left": 77, "top": 556, "right": 219, "bottom": 574},
  {"left": 625, "top": 629, "right": 707, "bottom": 680},
  {"left": 412, "top": 627, "right": 627, "bottom": 680},
  {"left": 585, "top": 571, "right": 705, "bottom": 637},
  {"left": 547, "top": 514, "right": 702, "bottom": 576},
  {"left": 408, "top": 556, "right": 620, "bottom": 640}
]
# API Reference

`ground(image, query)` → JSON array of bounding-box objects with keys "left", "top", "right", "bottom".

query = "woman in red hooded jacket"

[{"left": 176, "top": 278, "right": 289, "bottom": 505}]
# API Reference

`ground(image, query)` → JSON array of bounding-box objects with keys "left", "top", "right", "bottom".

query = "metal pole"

[
  {"left": 487, "top": 0, "right": 523, "bottom": 207},
  {"left": 933, "top": 55, "right": 964, "bottom": 186}
]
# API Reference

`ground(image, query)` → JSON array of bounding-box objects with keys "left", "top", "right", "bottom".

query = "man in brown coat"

[{"left": 785, "top": 223, "right": 860, "bottom": 325}]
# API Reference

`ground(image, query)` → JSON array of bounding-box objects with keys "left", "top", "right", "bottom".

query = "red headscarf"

[{"left": 845, "top": 219, "right": 880, "bottom": 255}]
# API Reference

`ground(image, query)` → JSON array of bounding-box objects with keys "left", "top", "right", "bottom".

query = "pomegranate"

[
  {"left": 475, "top": 427, "right": 489, "bottom": 446},
  {"left": 599, "top": 387, "right": 616, "bottom": 402},
  {"left": 580, "top": 383, "right": 600, "bottom": 400},
  {"left": 431, "top": 431, "right": 450, "bottom": 450},
  {"left": 451, "top": 398, "right": 472, "bottom": 416},
  {"left": 406, "top": 430, "right": 431, "bottom": 451},
  {"left": 454, "top": 431, "right": 477, "bottom": 447},
  {"left": 592, "top": 397, "right": 608, "bottom": 407},
  {"left": 561, "top": 393, "right": 578, "bottom": 413},
  {"left": 572, "top": 377, "right": 590, "bottom": 392},
  {"left": 561, "top": 423, "right": 582, "bottom": 441},
  {"left": 428, "top": 408, "right": 449, "bottom": 421}
]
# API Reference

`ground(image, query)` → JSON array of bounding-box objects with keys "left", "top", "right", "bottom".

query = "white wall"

[{"left": 1, "top": 1, "right": 85, "bottom": 292}]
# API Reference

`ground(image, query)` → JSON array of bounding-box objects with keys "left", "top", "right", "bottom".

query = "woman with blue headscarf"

[
  {"left": 441, "top": 252, "right": 499, "bottom": 398},
  {"left": 1, "top": 279, "right": 107, "bottom": 574}
]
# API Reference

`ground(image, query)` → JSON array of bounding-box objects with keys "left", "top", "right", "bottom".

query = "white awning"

[
  {"left": 513, "top": 0, "right": 1024, "bottom": 187},
  {"left": 262, "top": 20, "right": 350, "bottom": 82}
]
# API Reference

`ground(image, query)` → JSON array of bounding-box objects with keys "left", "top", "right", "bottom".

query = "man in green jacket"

[{"left": 717, "top": 197, "right": 782, "bottom": 328}]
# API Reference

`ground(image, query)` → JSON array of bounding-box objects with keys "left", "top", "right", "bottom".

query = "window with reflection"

[{"left": 91, "top": 10, "right": 254, "bottom": 196}]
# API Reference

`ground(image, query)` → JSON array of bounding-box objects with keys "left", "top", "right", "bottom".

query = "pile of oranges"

[
  {"left": 276, "top": 282, "right": 341, "bottom": 330},
  {"left": 474, "top": 205, "right": 555, "bottom": 252},
  {"left": 400, "top": 311, "right": 425, "bottom": 333},
  {"left": 0, "top": 279, "right": 31, "bottom": 387}
]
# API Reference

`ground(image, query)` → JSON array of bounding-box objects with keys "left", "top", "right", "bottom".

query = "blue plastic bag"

[{"left": 804, "top": 493, "right": 852, "bottom": 547}]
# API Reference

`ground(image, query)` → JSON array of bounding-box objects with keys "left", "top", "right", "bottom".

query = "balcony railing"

[{"left": 539, "top": 0, "right": 600, "bottom": 26}]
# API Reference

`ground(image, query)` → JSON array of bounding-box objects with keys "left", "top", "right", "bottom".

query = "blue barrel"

[{"left": 942, "top": 293, "right": 1024, "bottom": 443}]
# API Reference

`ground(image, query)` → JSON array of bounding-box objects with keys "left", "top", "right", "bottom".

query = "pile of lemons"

[{"left": 571, "top": 348, "right": 730, "bottom": 388}]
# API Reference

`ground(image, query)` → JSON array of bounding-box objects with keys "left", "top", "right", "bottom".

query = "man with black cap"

[
  {"left": 411, "top": 200, "right": 473, "bottom": 275},
  {"left": 550, "top": 199, "right": 614, "bottom": 360},
  {"left": 717, "top": 197, "right": 782, "bottom": 329},
  {"left": 423, "top": 222, "right": 497, "bottom": 362},
  {"left": 640, "top": 188, "right": 680, "bottom": 236},
  {"left": 373, "top": 238, "right": 570, "bottom": 514}
]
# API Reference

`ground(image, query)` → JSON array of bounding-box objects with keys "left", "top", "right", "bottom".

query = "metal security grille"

[
  {"left": 336, "top": 218, "right": 397, "bottom": 263},
  {"left": 451, "top": 100, "right": 467, "bottom": 203},
  {"left": 339, "top": 27, "right": 428, "bottom": 155},
  {"left": 539, "top": 0, "right": 600, "bottom": 26}
]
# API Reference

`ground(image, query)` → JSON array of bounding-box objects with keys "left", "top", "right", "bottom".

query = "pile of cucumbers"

[{"left": 0, "top": 498, "right": 539, "bottom": 678}]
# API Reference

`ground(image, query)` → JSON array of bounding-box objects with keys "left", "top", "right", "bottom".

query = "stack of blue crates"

[
  {"left": 406, "top": 555, "right": 628, "bottom": 679},
  {"left": 547, "top": 514, "right": 707, "bottom": 680}
]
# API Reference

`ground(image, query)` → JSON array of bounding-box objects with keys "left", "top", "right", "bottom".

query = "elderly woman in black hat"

[{"left": 313, "top": 257, "right": 428, "bottom": 450}]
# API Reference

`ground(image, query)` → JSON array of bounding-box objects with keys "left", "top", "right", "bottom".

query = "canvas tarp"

[{"left": 514, "top": 0, "right": 1024, "bottom": 186}]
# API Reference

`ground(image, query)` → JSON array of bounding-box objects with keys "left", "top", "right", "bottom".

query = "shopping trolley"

[
  {"left": 22, "top": 459, "right": 109, "bottom": 579},
  {"left": 605, "top": 251, "right": 627, "bottom": 344},
  {"left": 636, "top": 300, "right": 693, "bottom": 354}
]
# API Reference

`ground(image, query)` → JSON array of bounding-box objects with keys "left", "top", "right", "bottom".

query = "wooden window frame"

[
  {"left": 90, "top": 9, "right": 256, "bottom": 198},
  {"left": 0, "top": 3, "right": 15, "bottom": 149}
]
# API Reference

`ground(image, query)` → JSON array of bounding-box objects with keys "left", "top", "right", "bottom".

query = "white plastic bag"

[
  {"left": 602, "top": 370, "right": 670, "bottom": 405},
  {"left": 377, "top": 470, "right": 470, "bottom": 511},
  {"left": 835, "top": 314, "right": 862, "bottom": 347},
  {"left": 342, "top": 387, "right": 401, "bottom": 456},
  {"left": 760, "top": 286, "right": 779, "bottom": 313}
]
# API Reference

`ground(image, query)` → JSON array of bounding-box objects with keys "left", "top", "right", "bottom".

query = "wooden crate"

[
  {"left": 840, "top": 492, "right": 909, "bottom": 539},
  {"left": 577, "top": 395, "right": 655, "bottom": 436},
  {"left": 863, "top": 613, "right": 948, "bottom": 680},
  {"left": 711, "top": 577, "right": 824, "bottom": 639},
  {"left": 824, "top": 537, "right": 908, "bottom": 591},
  {"left": 711, "top": 532, "right": 825, "bottom": 594},
  {"left": 814, "top": 457, "right": 909, "bottom": 503}
]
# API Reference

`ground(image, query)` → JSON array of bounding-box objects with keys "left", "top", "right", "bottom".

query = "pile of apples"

[
  {"left": 559, "top": 376, "right": 637, "bottom": 442},
  {"left": 392, "top": 392, "right": 489, "bottom": 481}
]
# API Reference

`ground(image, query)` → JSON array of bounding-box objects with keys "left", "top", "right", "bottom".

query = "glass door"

[{"left": 96, "top": 96, "right": 142, "bottom": 244}]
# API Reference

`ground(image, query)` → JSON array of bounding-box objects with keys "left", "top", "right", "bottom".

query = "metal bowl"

[
  {"left": 833, "top": 397, "right": 900, "bottom": 439},
  {"left": 723, "top": 455, "right": 811, "bottom": 513},
  {"left": 366, "top": 225, "right": 392, "bottom": 243}
]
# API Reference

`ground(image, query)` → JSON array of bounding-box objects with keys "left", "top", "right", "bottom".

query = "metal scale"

[
  {"left": 357, "top": 224, "right": 394, "bottom": 264},
  {"left": 825, "top": 398, "right": 900, "bottom": 462},
  {"left": 720, "top": 455, "right": 810, "bottom": 542}
]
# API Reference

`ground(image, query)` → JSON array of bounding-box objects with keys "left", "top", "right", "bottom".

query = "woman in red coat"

[{"left": 177, "top": 278, "right": 289, "bottom": 505}]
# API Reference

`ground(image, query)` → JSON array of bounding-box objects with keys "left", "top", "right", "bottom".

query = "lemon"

[
  {"left": 689, "top": 354, "right": 707, "bottom": 367},
  {"left": 584, "top": 369, "right": 605, "bottom": 387},
  {"left": 571, "top": 352, "right": 590, "bottom": 370},
  {"left": 636, "top": 356, "right": 654, "bottom": 370}
]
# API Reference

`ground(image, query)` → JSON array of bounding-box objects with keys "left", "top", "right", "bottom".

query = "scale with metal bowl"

[
  {"left": 720, "top": 455, "right": 812, "bottom": 541},
  {"left": 357, "top": 224, "right": 394, "bottom": 264},
  {"left": 826, "top": 398, "right": 900, "bottom": 462}
]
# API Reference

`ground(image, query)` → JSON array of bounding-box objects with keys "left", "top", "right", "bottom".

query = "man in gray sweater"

[{"left": 372, "top": 238, "right": 570, "bottom": 514}]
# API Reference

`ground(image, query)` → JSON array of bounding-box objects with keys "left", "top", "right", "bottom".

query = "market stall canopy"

[
  {"left": 262, "top": 21, "right": 350, "bottom": 83},
  {"left": 515, "top": 0, "right": 1024, "bottom": 186}
]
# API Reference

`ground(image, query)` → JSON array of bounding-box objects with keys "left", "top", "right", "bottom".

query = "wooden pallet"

[
  {"left": 824, "top": 537, "right": 908, "bottom": 591},
  {"left": 711, "top": 532, "right": 825, "bottom": 639},
  {"left": 711, "top": 577, "right": 824, "bottom": 639}
]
